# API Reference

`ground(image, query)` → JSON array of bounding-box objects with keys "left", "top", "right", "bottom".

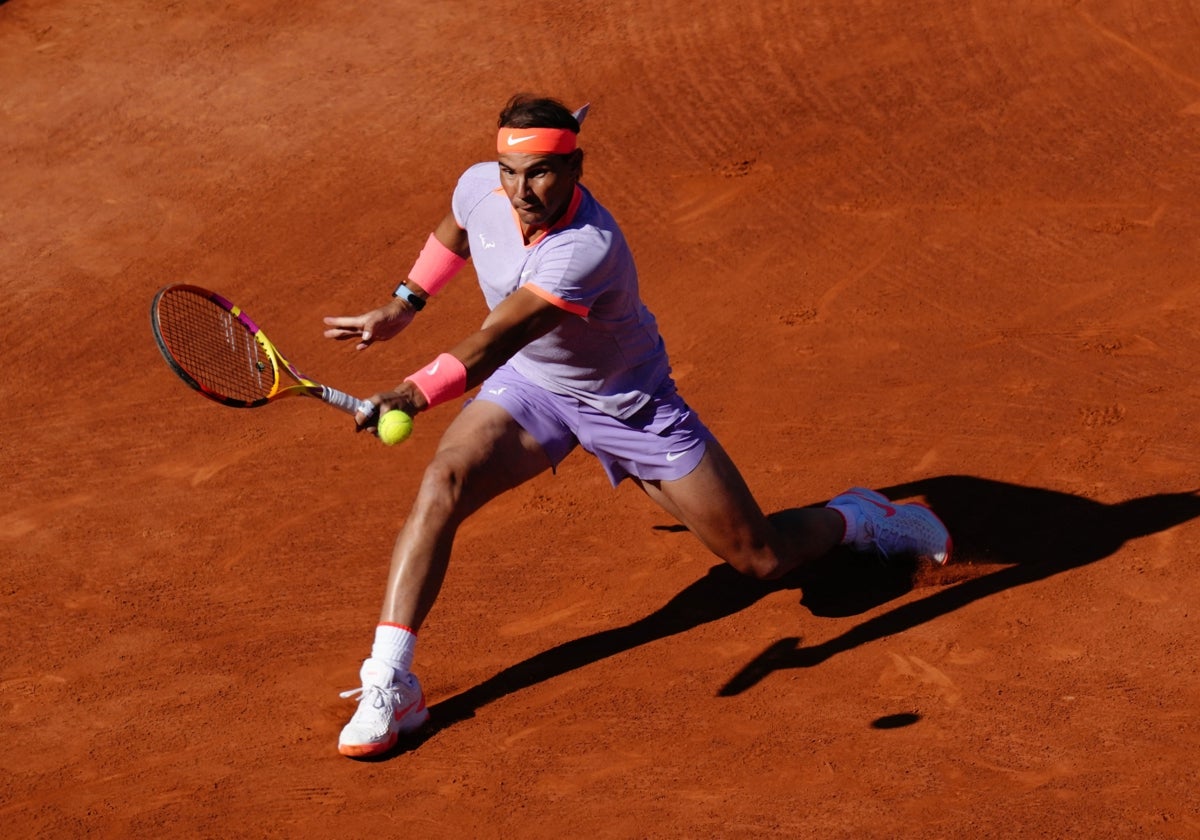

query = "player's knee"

[{"left": 413, "top": 455, "right": 469, "bottom": 520}]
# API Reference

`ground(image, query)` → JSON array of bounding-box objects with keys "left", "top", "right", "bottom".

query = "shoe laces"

[
  {"left": 858, "top": 517, "right": 895, "bottom": 560},
  {"left": 339, "top": 683, "right": 400, "bottom": 708}
]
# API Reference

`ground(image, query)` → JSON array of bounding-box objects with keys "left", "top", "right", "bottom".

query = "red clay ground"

[{"left": 4, "top": 0, "right": 1200, "bottom": 836}]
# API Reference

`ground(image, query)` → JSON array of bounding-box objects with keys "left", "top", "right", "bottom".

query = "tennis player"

[{"left": 323, "top": 95, "right": 952, "bottom": 758}]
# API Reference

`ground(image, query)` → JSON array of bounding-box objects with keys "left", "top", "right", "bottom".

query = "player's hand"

[
  {"left": 354, "top": 383, "right": 428, "bottom": 431},
  {"left": 323, "top": 298, "right": 414, "bottom": 351}
]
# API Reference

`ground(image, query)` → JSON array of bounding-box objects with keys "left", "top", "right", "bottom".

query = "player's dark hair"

[{"left": 498, "top": 94, "right": 580, "bottom": 132}]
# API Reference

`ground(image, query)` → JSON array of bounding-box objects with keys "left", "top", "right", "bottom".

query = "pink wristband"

[
  {"left": 404, "top": 353, "right": 468, "bottom": 408},
  {"left": 407, "top": 233, "right": 466, "bottom": 296}
]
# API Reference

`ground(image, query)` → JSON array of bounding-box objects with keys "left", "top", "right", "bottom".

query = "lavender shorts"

[{"left": 473, "top": 363, "right": 712, "bottom": 487}]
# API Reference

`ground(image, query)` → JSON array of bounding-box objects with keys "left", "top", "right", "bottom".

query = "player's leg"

[
  {"left": 639, "top": 437, "right": 952, "bottom": 577},
  {"left": 380, "top": 397, "right": 555, "bottom": 632},
  {"left": 340, "top": 398, "right": 554, "bottom": 757},
  {"left": 636, "top": 436, "right": 844, "bottom": 580}
]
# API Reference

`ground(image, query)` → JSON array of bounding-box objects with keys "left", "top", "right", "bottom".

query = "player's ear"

[{"left": 568, "top": 149, "right": 584, "bottom": 181}]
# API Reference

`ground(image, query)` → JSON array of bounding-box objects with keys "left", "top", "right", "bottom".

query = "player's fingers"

[
  {"left": 355, "top": 397, "right": 382, "bottom": 430},
  {"left": 323, "top": 314, "right": 366, "bottom": 327},
  {"left": 323, "top": 315, "right": 369, "bottom": 337}
]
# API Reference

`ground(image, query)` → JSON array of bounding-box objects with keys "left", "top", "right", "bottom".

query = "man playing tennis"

[{"left": 323, "top": 95, "right": 951, "bottom": 758}]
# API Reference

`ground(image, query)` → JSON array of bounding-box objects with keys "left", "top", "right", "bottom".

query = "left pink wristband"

[
  {"left": 407, "top": 233, "right": 466, "bottom": 297},
  {"left": 404, "top": 353, "right": 468, "bottom": 408}
]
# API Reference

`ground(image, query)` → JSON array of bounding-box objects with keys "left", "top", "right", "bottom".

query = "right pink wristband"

[
  {"left": 404, "top": 353, "right": 468, "bottom": 409},
  {"left": 407, "top": 233, "right": 466, "bottom": 297}
]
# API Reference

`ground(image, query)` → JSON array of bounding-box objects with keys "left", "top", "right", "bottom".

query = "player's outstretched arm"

[
  {"left": 450, "top": 286, "right": 570, "bottom": 391},
  {"left": 324, "top": 211, "right": 469, "bottom": 351}
]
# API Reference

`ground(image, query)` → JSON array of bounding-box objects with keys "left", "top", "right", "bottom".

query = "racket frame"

[{"left": 151, "top": 283, "right": 375, "bottom": 418}]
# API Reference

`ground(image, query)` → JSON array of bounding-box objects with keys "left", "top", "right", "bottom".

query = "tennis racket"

[{"left": 150, "top": 283, "right": 376, "bottom": 420}]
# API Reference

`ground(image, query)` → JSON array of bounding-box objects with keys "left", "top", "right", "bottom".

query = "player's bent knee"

[
  {"left": 413, "top": 448, "right": 511, "bottom": 524},
  {"left": 413, "top": 456, "right": 470, "bottom": 519}
]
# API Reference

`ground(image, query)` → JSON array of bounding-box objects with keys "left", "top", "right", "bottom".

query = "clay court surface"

[{"left": 4, "top": 0, "right": 1200, "bottom": 835}]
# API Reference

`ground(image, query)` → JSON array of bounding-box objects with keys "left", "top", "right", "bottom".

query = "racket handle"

[{"left": 320, "top": 385, "right": 377, "bottom": 420}]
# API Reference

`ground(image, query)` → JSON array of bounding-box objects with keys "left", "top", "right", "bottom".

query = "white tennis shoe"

[
  {"left": 338, "top": 658, "right": 429, "bottom": 758},
  {"left": 828, "top": 487, "right": 952, "bottom": 566}
]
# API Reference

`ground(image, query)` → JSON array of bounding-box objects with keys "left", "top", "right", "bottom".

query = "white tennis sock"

[
  {"left": 826, "top": 503, "right": 860, "bottom": 545},
  {"left": 371, "top": 623, "right": 417, "bottom": 675}
]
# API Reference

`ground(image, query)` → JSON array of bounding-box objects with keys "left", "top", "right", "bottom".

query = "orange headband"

[{"left": 497, "top": 127, "right": 578, "bottom": 155}]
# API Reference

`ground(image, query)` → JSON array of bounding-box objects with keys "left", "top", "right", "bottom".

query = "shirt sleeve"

[
  {"left": 524, "top": 228, "right": 613, "bottom": 317},
  {"left": 451, "top": 162, "right": 500, "bottom": 229}
]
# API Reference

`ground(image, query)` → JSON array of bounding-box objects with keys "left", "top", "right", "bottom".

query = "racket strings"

[{"left": 156, "top": 290, "right": 276, "bottom": 403}]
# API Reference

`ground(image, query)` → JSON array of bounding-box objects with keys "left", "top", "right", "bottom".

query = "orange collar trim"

[{"left": 515, "top": 186, "right": 583, "bottom": 247}]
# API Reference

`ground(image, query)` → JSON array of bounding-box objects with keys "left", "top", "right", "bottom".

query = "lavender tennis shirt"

[{"left": 451, "top": 162, "right": 672, "bottom": 420}]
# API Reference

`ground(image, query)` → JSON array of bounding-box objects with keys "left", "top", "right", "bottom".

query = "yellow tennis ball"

[{"left": 377, "top": 410, "right": 413, "bottom": 446}]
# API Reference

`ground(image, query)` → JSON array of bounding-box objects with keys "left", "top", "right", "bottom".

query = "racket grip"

[{"left": 320, "top": 386, "right": 377, "bottom": 420}]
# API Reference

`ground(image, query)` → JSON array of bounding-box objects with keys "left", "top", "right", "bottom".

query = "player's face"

[{"left": 497, "top": 150, "right": 582, "bottom": 230}]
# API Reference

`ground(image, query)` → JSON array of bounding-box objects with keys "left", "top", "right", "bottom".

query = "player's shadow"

[
  {"left": 412, "top": 560, "right": 787, "bottom": 746},
  {"left": 412, "top": 475, "right": 1200, "bottom": 747},
  {"left": 719, "top": 475, "right": 1200, "bottom": 695}
]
